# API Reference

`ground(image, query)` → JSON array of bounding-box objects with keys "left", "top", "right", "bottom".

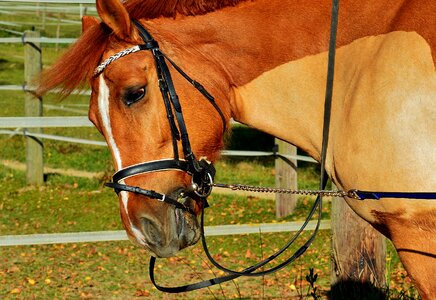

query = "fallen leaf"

[
  {"left": 245, "top": 249, "right": 252, "bottom": 258},
  {"left": 10, "top": 288, "right": 22, "bottom": 294},
  {"left": 134, "top": 289, "right": 150, "bottom": 297}
]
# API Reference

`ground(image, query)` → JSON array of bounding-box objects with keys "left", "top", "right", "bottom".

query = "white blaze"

[
  {"left": 97, "top": 76, "right": 146, "bottom": 245},
  {"left": 98, "top": 76, "right": 122, "bottom": 170}
]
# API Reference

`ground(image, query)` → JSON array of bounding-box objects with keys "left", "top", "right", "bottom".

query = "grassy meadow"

[{"left": 0, "top": 4, "right": 420, "bottom": 299}]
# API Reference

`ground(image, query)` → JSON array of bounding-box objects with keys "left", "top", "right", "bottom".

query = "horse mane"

[
  {"left": 37, "top": 0, "right": 248, "bottom": 97},
  {"left": 124, "top": 0, "right": 248, "bottom": 19}
]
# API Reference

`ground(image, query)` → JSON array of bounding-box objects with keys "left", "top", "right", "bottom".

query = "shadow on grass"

[
  {"left": 328, "top": 280, "right": 386, "bottom": 299},
  {"left": 327, "top": 280, "right": 419, "bottom": 300}
]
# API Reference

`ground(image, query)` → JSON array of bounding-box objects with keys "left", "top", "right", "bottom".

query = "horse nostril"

[{"left": 140, "top": 217, "right": 162, "bottom": 246}]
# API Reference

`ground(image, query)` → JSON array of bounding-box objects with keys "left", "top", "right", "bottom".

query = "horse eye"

[{"left": 123, "top": 87, "right": 146, "bottom": 106}]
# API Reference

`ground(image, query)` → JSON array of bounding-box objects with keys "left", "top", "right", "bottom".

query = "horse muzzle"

[{"left": 121, "top": 188, "right": 202, "bottom": 258}]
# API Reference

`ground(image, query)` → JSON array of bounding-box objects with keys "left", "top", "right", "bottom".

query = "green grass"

[
  {"left": 0, "top": 153, "right": 420, "bottom": 296},
  {"left": 0, "top": 155, "right": 420, "bottom": 299}
]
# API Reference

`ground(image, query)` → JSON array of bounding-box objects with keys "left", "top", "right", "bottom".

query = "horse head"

[{"left": 81, "top": 0, "right": 228, "bottom": 257}]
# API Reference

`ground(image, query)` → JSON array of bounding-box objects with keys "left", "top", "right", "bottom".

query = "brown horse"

[{"left": 38, "top": 0, "right": 435, "bottom": 297}]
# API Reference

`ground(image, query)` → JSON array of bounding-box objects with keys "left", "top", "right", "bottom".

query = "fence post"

[
  {"left": 56, "top": 13, "right": 61, "bottom": 52},
  {"left": 274, "top": 139, "right": 297, "bottom": 217},
  {"left": 24, "top": 30, "right": 44, "bottom": 186},
  {"left": 331, "top": 193, "right": 386, "bottom": 293}
]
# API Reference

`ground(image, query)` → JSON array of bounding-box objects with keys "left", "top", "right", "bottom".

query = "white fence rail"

[
  {"left": 0, "top": 116, "right": 93, "bottom": 128},
  {"left": 0, "top": 220, "right": 330, "bottom": 247},
  {"left": 0, "top": 116, "right": 317, "bottom": 162},
  {"left": 0, "top": 36, "right": 77, "bottom": 43}
]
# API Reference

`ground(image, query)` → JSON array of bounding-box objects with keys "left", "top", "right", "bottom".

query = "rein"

[{"left": 100, "top": 0, "right": 436, "bottom": 293}]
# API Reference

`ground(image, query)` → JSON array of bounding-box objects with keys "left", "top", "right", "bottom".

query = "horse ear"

[
  {"left": 81, "top": 16, "right": 99, "bottom": 33},
  {"left": 96, "top": 0, "right": 131, "bottom": 39}
]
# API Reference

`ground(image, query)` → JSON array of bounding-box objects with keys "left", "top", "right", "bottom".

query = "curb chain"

[{"left": 211, "top": 183, "right": 360, "bottom": 199}]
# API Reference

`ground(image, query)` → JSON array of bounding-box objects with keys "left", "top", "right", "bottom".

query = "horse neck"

[{"left": 148, "top": 0, "right": 418, "bottom": 159}]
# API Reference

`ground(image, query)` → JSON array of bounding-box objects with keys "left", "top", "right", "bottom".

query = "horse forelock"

[{"left": 37, "top": 23, "right": 110, "bottom": 98}]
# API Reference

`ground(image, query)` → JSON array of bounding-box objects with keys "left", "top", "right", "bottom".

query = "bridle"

[
  {"left": 95, "top": 16, "right": 333, "bottom": 293},
  {"left": 99, "top": 20, "right": 227, "bottom": 213},
  {"left": 90, "top": 0, "right": 336, "bottom": 289}
]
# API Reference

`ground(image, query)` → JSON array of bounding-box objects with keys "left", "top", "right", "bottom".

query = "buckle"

[
  {"left": 347, "top": 189, "right": 362, "bottom": 200},
  {"left": 192, "top": 172, "right": 214, "bottom": 198}
]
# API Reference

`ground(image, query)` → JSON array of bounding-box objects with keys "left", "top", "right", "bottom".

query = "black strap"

[
  {"left": 149, "top": 256, "right": 240, "bottom": 292},
  {"left": 133, "top": 19, "right": 155, "bottom": 44},
  {"left": 112, "top": 159, "right": 189, "bottom": 183},
  {"left": 105, "top": 182, "right": 192, "bottom": 212},
  {"left": 133, "top": 18, "right": 202, "bottom": 174},
  {"left": 320, "top": 0, "right": 339, "bottom": 188},
  {"left": 153, "top": 49, "right": 201, "bottom": 172},
  {"left": 199, "top": 189, "right": 325, "bottom": 277},
  {"left": 160, "top": 51, "right": 227, "bottom": 133},
  {"left": 107, "top": 20, "right": 227, "bottom": 205}
]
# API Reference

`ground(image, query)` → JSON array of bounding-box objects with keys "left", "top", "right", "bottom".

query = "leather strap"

[
  {"left": 107, "top": 20, "right": 227, "bottom": 200},
  {"left": 105, "top": 182, "right": 192, "bottom": 212},
  {"left": 160, "top": 51, "right": 227, "bottom": 133},
  {"left": 112, "top": 159, "right": 190, "bottom": 183},
  {"left": 149, "top": 255, "right": 240, "bottom": 292}
]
